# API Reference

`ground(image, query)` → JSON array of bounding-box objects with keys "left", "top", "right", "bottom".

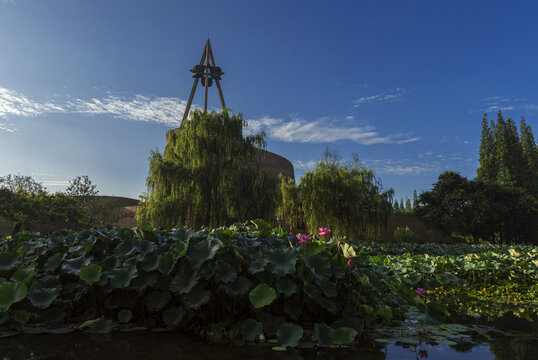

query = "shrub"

[{"left": 393, "top": 226, "right": 417, "bottom": 242}]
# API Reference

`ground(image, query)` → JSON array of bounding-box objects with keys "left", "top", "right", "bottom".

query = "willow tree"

[
  {"left": 279, "top": 151, "right": 394, "bottom": 240},
  {"left": 137, "top": 110, "right": 279, "bottom": 229}
]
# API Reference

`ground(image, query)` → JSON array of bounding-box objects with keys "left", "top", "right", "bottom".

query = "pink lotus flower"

[
  {"left": 415, "top": 288, "right": 426, "bottom": 296},
  {"left": 297, "top": 233, "right": 311, "bottom": 245},
  {"left": 317, "top": 227, "right": 332, "bottom": 237},
  {"left": 337, "top": 241, "right": 342, "bottom": 246},
  {"left": 347, "top": 259, "right": 355, "bottom": 267},
  {"left": 289, "top": 232, "right": 294, "bottom": 236}
]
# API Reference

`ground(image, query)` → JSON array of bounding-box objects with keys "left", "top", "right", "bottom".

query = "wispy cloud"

[
  {"left": 246, "top": 116, "right": 419, "bottom": 145},
  {"left": 0, "top": 87, "right": 65, "bottom": 119},
  {"left": 478, "top": 95, "right": 535, "bottom": 112},
  {"left": 68, "top": 95, "right": 186, "bottom": 127},
  {"left": 353, "top": 88, "right": 404, "bottom": 108},
  {"left": 41, "top": 180, "right": 70, "bottom": 187},
  {"left": 0, "top": 86, "right": 188, "bottom": 131}
]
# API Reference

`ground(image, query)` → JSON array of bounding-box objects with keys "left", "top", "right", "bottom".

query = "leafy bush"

[{"left": 393, "top": 226, "right": 417, "bottom": 242}]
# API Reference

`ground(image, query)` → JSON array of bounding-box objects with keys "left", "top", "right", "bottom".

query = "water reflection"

[{"left": 0, "top": 332, "right": 535, "bottom": 360}]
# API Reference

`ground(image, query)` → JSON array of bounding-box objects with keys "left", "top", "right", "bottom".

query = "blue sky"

[{"left": 1, "top": 0, "right": 538, "bottom": 202}]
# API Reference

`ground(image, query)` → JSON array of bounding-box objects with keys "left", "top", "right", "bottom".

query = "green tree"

[
  {"left": 0, "top": 174, "right": 45, "bottom": 194},
  {"left": 476, "top": 113, "right": 499, "bottom": 183},
  {"left": 137, "top": 110, "right": 279, "bottom": 229},
  {"left": 412, "top": 189, "right": 419, "bottom": 210},
  {"left": 66, "top": 175, "right": 98, "bottom": 196},
  {"left": 404, "top": 197, "right": 412, "bottom": 213},
  {"left": 519, "top": 117, "right": 538, "bottom": 196},
  {"left": 280, "top": 150, "right": 393, "bottom": 240}
]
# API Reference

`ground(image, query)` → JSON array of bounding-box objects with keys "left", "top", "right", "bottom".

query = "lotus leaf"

[
  {"left": 61, "top": 256, "right": 91, "bottom": 275},
  {"left": 277, "top": 323, "right": 303, "bottom": 347},
  {"left": 145, "top": 290, "right": 171, "bottom": 311},
  {"left": 140, "top": 252, "right": 160, "bottom": 271},
  {"left": 341, "top": 243, "right": 356, "bottom": 258},
  {"left": 188, "top": 238, "right": 221, "bottom": 269},
  {"left": 109, "top": 266, "right": 138, "bottom": 288},
  {"left": 90, "top": 318, "right": 114, "bottom": 334},
  {"left": 221, "top": 276, "right": 251, "bottom": 296},
  {"left": 27, "top": 280, "right": 62, "bottom": 309},
  {"left": 266, "top": 248, "right": 297, "bottom": 276},
  {"left": 163, "top": 306, "right": 185, "bottom": 327},
  {"left": 157, "top": 252, "right": 176, "bottom": 275},
  {"left": 118, "top": 309, "right": 132, "bottom": 323},
  {"left": 248, "top": 258, "right": 266, "bottom": 274},
  {"left": 12, "top": 310, "right": 30, "bottom": 324},
  {"left": 182, "top": 285, "right": 210, "bottom": 309},
  {"left": 130, "top": 271, "right": 159, "bottom": 291},
  {"left": 215, "top": 262, "right": 237, "bottom": 283},
  {"left": 240, "top": 318, "right": 263, "bottom": 342},
  {"left": 0, "top": 252, "right": 20, "bottom": 271},
  {"left": 43, "top": 252, "right": 65, "bottom": 273},
  {"left": 11, "top": 266, "right": 37, "bottom": 284},
  {"left": 0, "top": 282, "right": 27, "bottom": 311},
  {"left": 115, "top": 237, "right": 135, "bottom": 257},
  {"left": 305, "top": 253, "right": 331, "bottom": 281},
  {"left": 249, "top": 283, "right": 277, "bottom": 309},
  {"left": 316, "top": 296, "right": 339, "bottom": 314},
  {"left": 276, "top": 278, "right": 297, "bottom": 297},
  {"left": 80, "top": 264, "right": 102, "bottom": 285},
  {"left": 134, "top": 239, "right": 157, "bottom": 255},
  {"left": 170, "top": 262, "right": 199, "bottom": 295}
]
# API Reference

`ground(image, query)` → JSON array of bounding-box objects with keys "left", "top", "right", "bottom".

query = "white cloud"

[
  {"left": 68, "top": 95, "right": 186, "bottom": 127},
  {"left": 0, "top": 87, "right": 65, "bottom": 120},
  {"left": 353, "top": 88, "right": 404, "bottom": 108},
  {"left": 380, "top": 165, "right": 438, "bottom": 176},
  {"left": 246, "top": 116, "right": 419, "bottom": 145},
  {"left": 0, "top": 122, "right": 17, "bottom": 133},
  {"left": 42, "top": 180, "right": 70, "bottom": 187}
]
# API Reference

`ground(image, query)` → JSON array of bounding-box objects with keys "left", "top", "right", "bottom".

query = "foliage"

[
  {"left": 0, "top": 174, "right": 45, "bottom": 194},
  {"left": 1, "top": 222, "right": 533, "bottom": 347},
  {"left": 416, "top": 171, "right": 538, "bottom": 244},
  {"left": 477, "top": 111, "right": 538, "bottom": 196},
  {"left": 137, "top": 110, "right": 279, "bottom": 229},
  {"left": 279, "top": 150, "right": 394, "bottom": 240},
  {"left": 393, "top": 226, "right": 417, "bottom": 242},
  {"left": 65, "top": 176, "right": 98, "bottom": 197}
]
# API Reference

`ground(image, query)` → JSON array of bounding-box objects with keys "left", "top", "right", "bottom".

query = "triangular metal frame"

[{"left": 181, "top": 39, "right": 226, "bottom": 127}]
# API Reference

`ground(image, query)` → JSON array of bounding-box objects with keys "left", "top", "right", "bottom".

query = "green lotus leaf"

[
  {"left": 45, "top": 327, "right": 75, "bottom": 334},
  {"left": 249, "top": 283, "right": 277, "bottom": 309},
  {"left": 157, "top": 252, "right": 176, "bottom": 275},
  {"left": 118, "top": 309, "right": 132, "bottom": 323},
  {"left": 170, "top": 262, "right": 199, "bottom": 295},
  {"left": 332, "top": 327, "right": 358, "bottom": 345},
  {"left": 314, "top": 323, "right": 333, "bottom": 346},
  {"left": 104, "top": 290, "right": 127, "bottom": 309},
  {"left": 188, "top": 238, "right": 221, "bottom": 269},
  {"left": 304, "top": 283, "right": 322, "bottom": 299},
  {"left": 134, "top": 225, "right": 157, "bottom": 242},
  {"left": 80, "top": 264, "right": 102, "bottom": 285},
  {"left": 12, "top": 310, "right": 30, "bottom": 324},
  {"left": 170, "top": 227, "right": 194, "bottom": 242},
  {"left": 130, "top": 271, "right": 159, "bottom": 292},
  {"left": 277, "top": 323, "right": 303, "bottom": 347},
  {"left": 27, "top": 280, "right": 62, "bottom": 309},
  {"left": 115, "top": 237, "right": 135, "bottom": 257},
  {"left": 248, "top": 258, "right": 266, "bottom": 274},
  {"left": 109, "top": 266, "right": 138, "bottom": 288},
  {"left": 145, "top": 290, "right": 171, "bottom": 312},
  {"left": 91, "top": 318, "right": 114, "bottom": 334},
  {"left": 317, "top": 279, "right": 337, "bottom": 298},
  {"left": 43, "top": 253, "right": 65, "bottom": 273},
  {"left": 0, "top": 282, "right": 27, "bottom": 312},
  {"left": 140, "top": 252, "right": 160, "bottom": 272},
  {"left": 240, "top": 318, "right": 263, "bottom": 342},
  {"left": 214, "top": 261, "right": 237, "bottom": 283},
  {"left": 341, "top": 243, "right": 356, "bottom": 258},
  {"left": 134, "top": 239, "right": 157, "bottom": 255},
  {"left": 182, "top": 285, "right": 210, "bottom": 309},
  {"left": 305, "top": 253, "right": 331, "bottom": 281},
  {"left": 266, "top": 248, "right": 297, "bottom": 277},
  {"left": 61, "top": 256, "right": 91, "bottom": 275},
  {"left": 42, "top": 307, "right": 65, "bottom": 324},
  {"left": 162, "top": 306, "right": 185, "bottom": 327},
  {"left": 101, "top": 256, "right": 120, "bottom": 272},
  {"left": 221, "top": 276, "right": 251, "bottom": 296},
  {"left": 11, "top": 266, "right": 37, "bottom": 284},
  {"left": 0, "top": 252, "right": 20, "bottom": 271},
  {"left": 376, "top": 305, "right": 393, "bottom": 323},
  {"left": 277, "top": 278, "right": 297, "bottom": 297},
  {"left": 173, "top": 242, "right": 188, "bottom": 259}
]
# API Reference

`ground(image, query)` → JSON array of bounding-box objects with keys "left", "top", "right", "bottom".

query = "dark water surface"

[{"left": 0, "top": 332, "right": 536, "bottom": 360}]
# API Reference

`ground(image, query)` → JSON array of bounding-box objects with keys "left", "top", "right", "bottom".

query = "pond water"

[{"left": 0, "top": 332, "right": 535, "bottom": 360}]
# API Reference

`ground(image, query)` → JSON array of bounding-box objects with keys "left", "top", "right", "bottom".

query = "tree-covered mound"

[{"left": 0, "top": 222, "right": 536, "bottom": 347}]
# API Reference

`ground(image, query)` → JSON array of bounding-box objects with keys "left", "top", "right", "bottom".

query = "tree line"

[
  {"left": 416, "top": 111, "right": 538, "bottom": 244},
  {"left": 0, "top": 174, "right": 125, "bottom": 234}
]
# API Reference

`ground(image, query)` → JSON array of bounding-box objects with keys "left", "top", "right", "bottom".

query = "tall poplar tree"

[
  {"left": 520, "top": 117, "right": 538, "bottom": 196},
  {"left": 137, "top": 110, "right": 279, "bottom": 229},
  {"left": 476, "top": 113, "right": 498, "bottom": 182}
]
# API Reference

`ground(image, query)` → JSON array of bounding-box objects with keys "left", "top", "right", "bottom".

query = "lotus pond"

[{"left": 0, "top": 220, "right": 536, "bottom": 358}]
